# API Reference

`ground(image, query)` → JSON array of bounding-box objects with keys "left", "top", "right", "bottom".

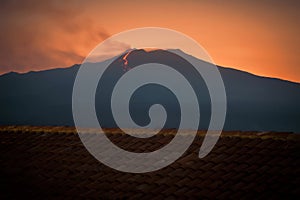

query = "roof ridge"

[{"left": 0, "top": 126, "right": 299, "bottom": 141}]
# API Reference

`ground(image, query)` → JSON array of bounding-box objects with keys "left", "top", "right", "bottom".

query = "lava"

[
  {"left": 122, "top": 50, "right": 132, "bottom": 71},
  {"left": 121, "top": 48, "right": 161, "bottom": 71}
]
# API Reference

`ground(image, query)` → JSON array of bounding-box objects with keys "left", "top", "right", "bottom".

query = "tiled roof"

[{"left": 0, "top": 126, "right": 299, "bottom": 199}]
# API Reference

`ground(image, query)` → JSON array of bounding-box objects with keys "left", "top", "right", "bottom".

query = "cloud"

[
  {"left": 86, "top": 40, "right": 131, "bottom": 63},
  {"left": 0, "top": 0, "right": 113, "bottom": 73}
]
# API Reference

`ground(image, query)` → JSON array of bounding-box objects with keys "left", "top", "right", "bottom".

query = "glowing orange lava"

[
  {"left": 121, "top": 48, "right": 161, "bottom": 71},
  {"left": 122, "top": 50, "right": 133, "bottom": 71},
  {"left": 123, "top": 51, "right": 131, "bottom": 65}
]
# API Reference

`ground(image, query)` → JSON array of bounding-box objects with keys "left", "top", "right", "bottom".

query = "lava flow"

[
  {"left": 122, "top": 50, "right": 133, "bottom": 71},
  {"left": 121, "top": 49, "right": 160, "bottom": 71}
]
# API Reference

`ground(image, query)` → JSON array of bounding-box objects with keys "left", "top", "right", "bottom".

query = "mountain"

[{"left": 1, "top": 49, "right": 300, "bottom": 132}]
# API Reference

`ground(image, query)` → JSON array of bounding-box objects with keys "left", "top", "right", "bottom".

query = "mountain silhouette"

[{"left": 1, "top": 49, "right": 300, "bottom": 132}]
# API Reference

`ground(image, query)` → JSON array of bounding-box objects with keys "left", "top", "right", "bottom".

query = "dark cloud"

[{"left": 0, "top": 0, "right": 110, "bottom": 73}]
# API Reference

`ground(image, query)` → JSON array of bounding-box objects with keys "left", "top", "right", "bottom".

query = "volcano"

[{"left": 1, "top": 49, "right": 300, "bottom": 132}]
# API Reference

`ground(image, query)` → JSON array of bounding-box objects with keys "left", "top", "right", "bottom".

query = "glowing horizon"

[{"left": 0, "top": 0, "right": 299, "bottom": 82}]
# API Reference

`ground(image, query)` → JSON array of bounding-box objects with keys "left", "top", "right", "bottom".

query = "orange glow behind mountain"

[
  {"left": 0, "top": 1, "right": 299, "bottom": 82},
  {"left": 143, "top": 48, "right": 161, "bottom": 52}
]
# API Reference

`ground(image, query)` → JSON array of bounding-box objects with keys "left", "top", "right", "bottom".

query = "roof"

[{"left": 1, "top": 126, "right": 299, "bottom": 199}]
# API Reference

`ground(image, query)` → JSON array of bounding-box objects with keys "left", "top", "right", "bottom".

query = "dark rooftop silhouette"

[{"left": 1, "top": 126, "right": 299, "bottom": 199}]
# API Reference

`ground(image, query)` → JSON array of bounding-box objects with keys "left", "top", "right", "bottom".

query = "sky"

[{"left": 0, "top": 0, "right": 299, "bottom": 82}]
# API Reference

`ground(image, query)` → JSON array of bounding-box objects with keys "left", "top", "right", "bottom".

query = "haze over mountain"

[{"left": 1, "top": 49, "right": 300, "bottom": 132}]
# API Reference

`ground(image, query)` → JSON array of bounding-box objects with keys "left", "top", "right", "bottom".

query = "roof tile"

[{"left": 0, "top": 126, "right": 299, "bottom": 199}]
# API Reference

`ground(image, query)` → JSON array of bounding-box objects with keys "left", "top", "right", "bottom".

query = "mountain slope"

[{"left": 1, "top": 49, "right": 300, "bottom": 132}]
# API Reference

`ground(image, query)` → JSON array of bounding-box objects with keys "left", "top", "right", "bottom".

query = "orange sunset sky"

[{"left": 0, "top": 0, "right": 299, "bottom": 82}]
